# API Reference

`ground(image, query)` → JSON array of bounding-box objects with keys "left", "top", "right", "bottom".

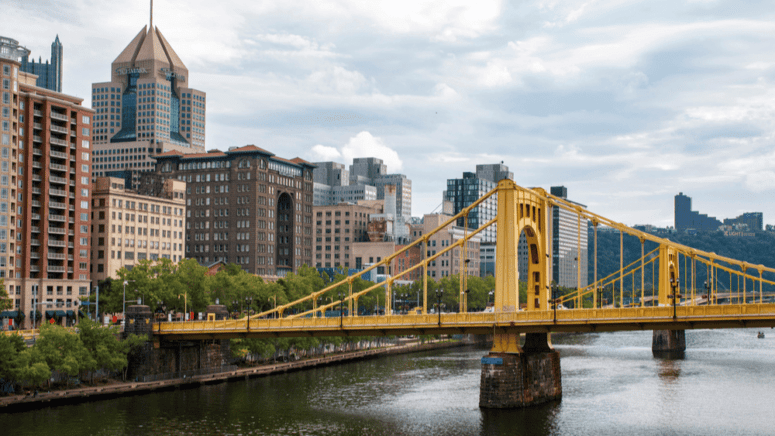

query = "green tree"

[
  {"left": 77, "top": 318, "right": 146, "bottom": 380},
  {"left": 0, "top": 278, "right": 10, "bottom": 312},
  {"left": 0, "top": 334, "right": 25, "bottom": 381},
  {"left": 32, "top": 323, "right": 93, "bottom": 384}
]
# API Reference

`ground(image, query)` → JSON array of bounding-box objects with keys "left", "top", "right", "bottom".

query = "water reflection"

[
  {"left": 3, "top": 330, "right": 775, "bottom": 436},
  {"left": 657, "top": 358, "right": 682, "bottom": 382}
]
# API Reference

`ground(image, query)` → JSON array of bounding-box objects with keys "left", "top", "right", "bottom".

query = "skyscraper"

[
  {"left": 548, "top": 186, "right": 588, "bottom": 289},
  {"left": 444, "top": 164, "right": 513, "bottom": 244},
  {"left": 313, "top": 157, "right": 412, "bottom": 219},
  {"left": 19, "top": 35, "right": 63, "bottom": 93},
  {"left": 674, "top": 192, "right": 722, "bottom": 232},
  {"left": 1, "top": 36, "right": 94, "bottom": 327},
  {"left": 91, "top": 22, "right": 206, "bottom": 188}
]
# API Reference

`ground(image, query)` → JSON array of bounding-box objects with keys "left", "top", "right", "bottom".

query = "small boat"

[{"left": 758, "top": 332, "right": 765, "bottom": 339}]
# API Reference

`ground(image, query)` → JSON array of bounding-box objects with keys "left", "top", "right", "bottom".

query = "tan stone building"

[
  {"left": 90, "top": 176, "right": 185, "bottom": 283},
  {"left": 313, "top": 202, "right": 382, "bottom": 269},
  {"left": 410, "top": 214, "right": 481, "bottom": 279}
]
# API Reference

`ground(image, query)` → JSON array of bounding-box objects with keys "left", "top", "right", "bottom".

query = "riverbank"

[{"left": 0, "top": 339, "right": 468, "bottom": 412}]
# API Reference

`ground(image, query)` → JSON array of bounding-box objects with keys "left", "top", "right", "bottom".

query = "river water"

[{"left": 3, "top": 329, "right": 775, "bottom": 435}]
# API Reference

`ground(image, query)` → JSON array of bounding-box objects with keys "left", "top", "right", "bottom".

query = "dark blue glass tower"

[{"left": 20, "top": 35, "right": 62, "bottom": 92}]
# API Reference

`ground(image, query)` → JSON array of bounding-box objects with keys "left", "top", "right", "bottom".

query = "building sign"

[
  {"left": 160, "top": 68, "right": 186, "bottom": 82},
  {"left": 115, "top": 67, "right": 148, "bottom": 75}
]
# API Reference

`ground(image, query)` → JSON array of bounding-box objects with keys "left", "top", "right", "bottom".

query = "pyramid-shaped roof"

[
  {"left": 112, "top": 26, "right": 188, "bottom": 72},
  {"left": 114, "top": 26, "right": 147, "bottom": 64},
  {"left": 135, "top": 26, "right": 169, "bottom": 65},
  {"left": 155, "top": 28, "right": 187, "bottom": 71}
]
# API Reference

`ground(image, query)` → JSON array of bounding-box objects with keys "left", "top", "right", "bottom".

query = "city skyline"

[{"left": 6, "top": 1, "right": 775, "bottom": 227}]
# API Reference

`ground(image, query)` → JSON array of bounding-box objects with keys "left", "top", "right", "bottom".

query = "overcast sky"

[{"left": 6, "top": 0, "right": 775, "bottom": 227}]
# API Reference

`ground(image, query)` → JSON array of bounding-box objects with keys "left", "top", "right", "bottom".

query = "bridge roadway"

[{"left": 156, "top": 303, "right": 775, "bottom": 340}]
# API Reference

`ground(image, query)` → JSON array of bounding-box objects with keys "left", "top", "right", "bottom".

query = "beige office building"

[
  {"left": 410, "top": 214, "right": 481, "bottom": 279},
  {"left": 90, "top": 177, "right": 186, "bottom": 284},
  {"left": 91, "top": 22, "right": 206, "bottom": 187},
  {"left": 313, "top": 202, "right": 382, "bottom": 269}
]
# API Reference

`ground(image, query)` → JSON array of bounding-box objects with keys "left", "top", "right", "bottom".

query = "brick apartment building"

[
  {"left": 143, "top": 145, "right": 315, "bottom": 277},
  {"left": 1, "top": 36, "right": 93, "bottom": 326}
]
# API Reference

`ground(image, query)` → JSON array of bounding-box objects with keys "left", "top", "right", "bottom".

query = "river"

[{"left": 2, "top": 329, "right": 774, "bottom": 435}]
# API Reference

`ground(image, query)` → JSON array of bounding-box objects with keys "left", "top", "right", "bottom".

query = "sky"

[{"left": 5, "top": 0, "right": 775, "bottom": 227}]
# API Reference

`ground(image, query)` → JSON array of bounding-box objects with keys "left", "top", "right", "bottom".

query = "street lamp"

[
  {"left": 704, "top": 280, "right": 711, "bottom": 304},
  {"left": 435, "top": 289, "right": 443, "bottom": 327},
  {"left": 178, "top": 292, "right": 187, "bottom": 321},
  {"left": 670, "top": 276, "right": 678, "bottom": 320},
  {"left": 338, "top": 290, "right": 344, "bottom": 328}
]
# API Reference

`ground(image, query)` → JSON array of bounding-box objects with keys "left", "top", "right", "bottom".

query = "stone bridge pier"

[
  {"left": 124, "top": 305, "right": 231, "bottom": 380},
  {"left": 479, "top": 332, "right": 561, "bottom": 408},
  {"left": 652, "top": 329, "right": 686, "bottom": 358}
]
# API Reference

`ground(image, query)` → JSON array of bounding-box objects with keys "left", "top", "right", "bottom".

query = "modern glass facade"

[
  {"left": 445, "top": 172, "right": 498, "bottom": 244},
  {"left": 19, "top": 35, "right": 62, "bottom": 93}
]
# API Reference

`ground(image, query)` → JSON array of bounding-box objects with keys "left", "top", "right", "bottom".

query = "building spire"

[{"left": 150, "top": 0, "right": 153, "bottom": 29}]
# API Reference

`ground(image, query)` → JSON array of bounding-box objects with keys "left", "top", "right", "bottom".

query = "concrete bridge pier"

[
  {"left": 652, "top": 330, "right": 686, "bottom": 358},
  {"left": 479, "top": 332, "right": 562, "bottom": 408},
  {"left": 125, "top": 305, "right": 232, "bottom": 381}
]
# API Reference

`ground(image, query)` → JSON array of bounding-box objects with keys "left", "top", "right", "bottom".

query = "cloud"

[
  {"left": 342, "top": 132, "right": 403, "bottom": 171},
  {"left": 311, "top": 144, "right": 342, "bottom": 161},
  {"left": 307, "top": 67, "right": 371, "bottom": 94}
]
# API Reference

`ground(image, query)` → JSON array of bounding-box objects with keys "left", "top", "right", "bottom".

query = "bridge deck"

[{"left": 156, "top": 304, "right": 775, "bottom": 340}]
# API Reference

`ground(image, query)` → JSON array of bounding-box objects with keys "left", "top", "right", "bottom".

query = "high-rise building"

[
  {"left": 674, "top": 192, "right": 722, "bottom": 232},
  {"left": 90, "top": 177, "right": 186, "bottom": 284},
  {"left": 444, "top": 164, "right": 513, "bottom": 278},
  {"left": 444, "top": 172, "right": 498, "bottom": 244},
  {"left": 313, "top": 157, "right": 412, "bottom": 219},
  {"left": 18, "top": 35, "right": 63, "bottom": 93},
  {"left": 91, "top": 23, "right": 206, "bottom": 188},
  {"left": 549, "top": 187, "right": 588, "bottom": 289},
  {"left": 1, "top": 36, "right": 94, "bottom": 327},
  {"left": 142, "top": 145, "right": 315, "bottom": 277}
]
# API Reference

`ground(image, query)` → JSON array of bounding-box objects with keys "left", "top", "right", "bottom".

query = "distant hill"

[{"left": 587, "top": 230, "right": 775, "bottom": 291}]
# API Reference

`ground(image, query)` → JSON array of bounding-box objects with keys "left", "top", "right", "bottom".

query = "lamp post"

[
  {"left": 670, "top": 277, "right": 678, "bottom": 320},
  {"left": 704, "top": 280, "right": 711, "bottom": 305},
  {"left": 435, "top": 289, "right": 443, "bottom": 327},
  {"left": 338, "top": 291, "right": 344, "bottom": 328},
  {"left": 178, "top": 292, "right": 188, "bottom": 321}
]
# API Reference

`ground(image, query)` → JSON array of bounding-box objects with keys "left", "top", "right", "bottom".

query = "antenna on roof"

[{"left": 150, "top": 0, "right": 154, "bottom": 28}]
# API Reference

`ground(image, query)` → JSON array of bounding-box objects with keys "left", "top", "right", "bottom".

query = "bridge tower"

[
  {"left": 480, "top": 180, "right": 561, "bottom": 408},
  {"left": 652, "top": 245, "right": 686, "bottom": 354}
]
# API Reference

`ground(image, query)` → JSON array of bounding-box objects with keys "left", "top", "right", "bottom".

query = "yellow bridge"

[{"left": 156, "top": 179, "right": 775, "bottom": 344}]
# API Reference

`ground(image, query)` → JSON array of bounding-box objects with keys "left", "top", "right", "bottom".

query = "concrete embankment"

[{"left": 0, "top": 340, "right": 467, "bottom": 412}]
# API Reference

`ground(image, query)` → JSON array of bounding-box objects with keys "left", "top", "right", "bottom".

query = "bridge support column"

[
  {"left": 479, "top": 333, "right": 561, "bottom": 408},
  {"left": 652, "top": 330, "right": 685, "bottom": 357}
]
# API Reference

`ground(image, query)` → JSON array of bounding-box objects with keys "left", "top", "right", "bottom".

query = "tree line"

[{"left": 0, "top": 320, "right": 145, "bottom": 393}]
